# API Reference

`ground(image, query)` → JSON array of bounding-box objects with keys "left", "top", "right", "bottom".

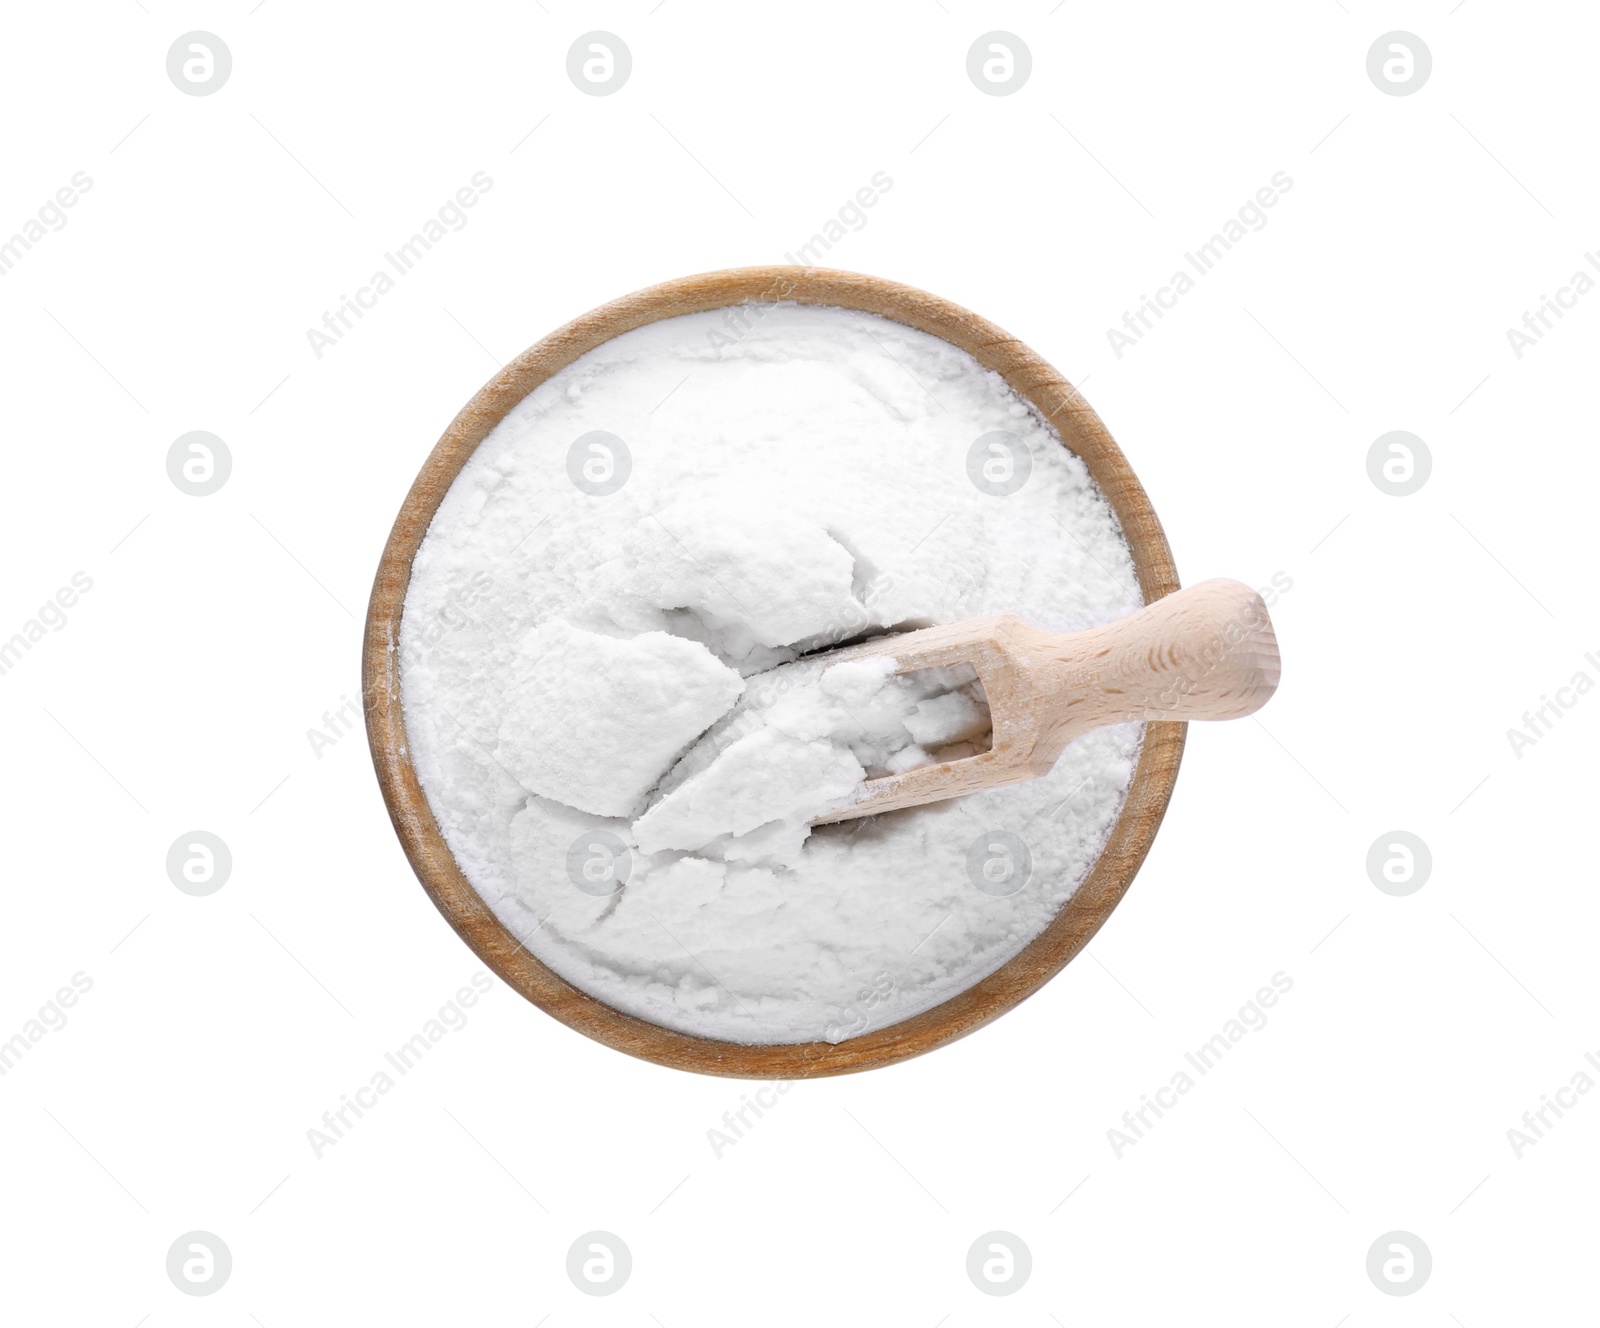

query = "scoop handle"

[{"left": 1027, "top": 578, "right": 1280, "bottom": 762}]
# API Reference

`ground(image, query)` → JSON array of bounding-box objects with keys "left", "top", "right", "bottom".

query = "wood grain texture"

[
  {"left": 817, "top": 579, "right": 1278, "bottom": 823},
  {"left": 362, "top": 266, "right": 1186, "bottom": 1079}
]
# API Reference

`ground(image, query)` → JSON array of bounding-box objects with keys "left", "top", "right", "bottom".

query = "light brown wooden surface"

[
  {"left": 362, "top": 266, "right": 1186, "bottom": 1078},
  {"left": 818, "top": 579, "right": 1279, "bottom": 823}
]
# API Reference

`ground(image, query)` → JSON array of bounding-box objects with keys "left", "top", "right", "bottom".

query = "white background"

[{"left": 1, "top": 1, "right": 1594, "bottom": 1322}]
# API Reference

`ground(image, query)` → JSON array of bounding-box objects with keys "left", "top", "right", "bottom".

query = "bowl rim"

[{"left": 362, "top": 265, "right": 1184, "bottom": 1078}]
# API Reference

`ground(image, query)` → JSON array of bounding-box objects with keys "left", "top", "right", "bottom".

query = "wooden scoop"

[{"left": 813, "top": 578, "right": 1280, "bottom": 824}]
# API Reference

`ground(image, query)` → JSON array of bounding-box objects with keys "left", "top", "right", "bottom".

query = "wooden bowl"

[{"left": 363, "top": 266, "right": 1184, "bottom": 1078}]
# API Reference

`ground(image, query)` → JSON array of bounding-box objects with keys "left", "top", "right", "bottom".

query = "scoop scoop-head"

[{"left": 812, "top": 578, "right": 1280, "bottom": 824}]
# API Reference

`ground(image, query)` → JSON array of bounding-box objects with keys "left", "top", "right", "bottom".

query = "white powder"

[
  {"left": 495, "top": 619, "right": 745, "bottom": 818},
  {"left": 631, "top": 657, "right": 990, "bottom": 859},
  {"left": 401, "top": 302, "right": 1144, "bottom": 1045}
]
